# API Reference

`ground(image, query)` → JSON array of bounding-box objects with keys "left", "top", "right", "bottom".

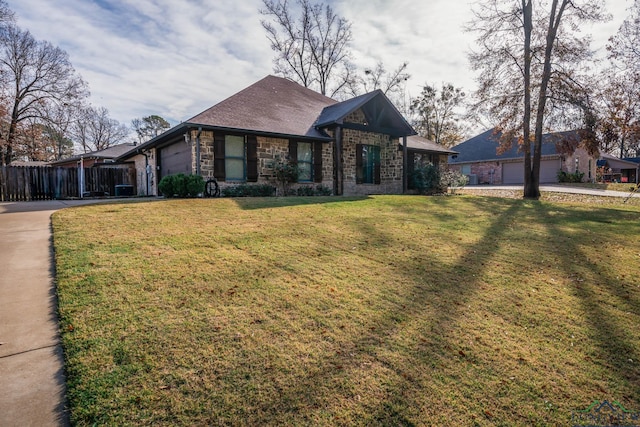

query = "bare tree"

[
  {"left": 345, "top": 60, "right": 412, "bottom": 113},
  {"left": 468, "top": 0, "right": 606, "bottom": 199},
  {"left": 608, "top": 0, "right": 640, "bottom": 78},
  {"left": 600, "top": 0, "right": 640, "bottom": 158},
  {"left": 42, "top": 100, "right": 83, "bottom": 160},
  {"left": 0, "top": 24, "right": 88, "bottom": 165},
  {"left": 74, "top": 106, "right": 129, "bottom": 152},
  {"left": 410, "top": 83, "right": 467, "bottom": 148},
  {"left": 261, "top": 0, "right": 354, "bottom": 97}
]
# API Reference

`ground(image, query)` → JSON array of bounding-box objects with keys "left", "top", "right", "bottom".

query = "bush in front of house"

[
  {"left": 557, "top": 170, "right": 584, "bottom": 183},
  {"left": 313, "top": 185, "right": 332, "bottom": 196},
  {"left": 272, "top": 155, "right": 299, "bottom": 196},
  {"left": 439, "top": 167, "right": 469, "bottom": 193},
  {"left": 158, "top": 174, "right": 205, "bottom": 197},
  {"left": 410, "top": 163, "right": 442, "bottom": 194},
  {"left": 221, "top": 184, "right": 276, "bottom": 197},
  {"left": 294, "top": 185, "right": 333, "bottom": 196},
  {"left": 410, "top": 165, "right": 468, "bottom": 195}
]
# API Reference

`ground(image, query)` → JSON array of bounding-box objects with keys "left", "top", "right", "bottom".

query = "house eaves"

[
  {"left": 316, "top": 90, "right": 416, "bottom": 138},
  {"left": 116, "top": 122, "right": 333, "bottom": 162},
  {"left": 405, "top": 135, "right": 458, "bottom": 155}
]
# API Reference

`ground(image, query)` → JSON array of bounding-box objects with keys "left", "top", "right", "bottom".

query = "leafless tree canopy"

[
  {"left": 0, "top": 20, "right": 88, "bottom": 164},
  {"left": 468, "top": 0, "right": 606, "bottom": 198},
  {"left": 600, "top": 0, "right": 640, "bottom": 158},
  {"left": 73, "top": 106, "right": 129, "bottom": 153},
  {"left": 608, "top": 0, "right": 640, "bottom": 76},
  {"left": 261, "top": 0, "right": 354, "bottom": 97}
]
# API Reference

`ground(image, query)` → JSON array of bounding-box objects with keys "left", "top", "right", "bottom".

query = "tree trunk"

[
  {"left": 528, "top": 0, "right": 568, "bottom": 200},
  {"left": 521, "top": 0, "right": 538, "bottom": 199}
]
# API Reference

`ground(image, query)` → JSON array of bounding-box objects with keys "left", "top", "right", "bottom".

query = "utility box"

[{"left": 115, "top": 184, "right": 134, "bottom": 197}]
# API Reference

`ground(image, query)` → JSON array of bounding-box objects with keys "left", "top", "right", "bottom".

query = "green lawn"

[{"left": 53, "top": 195, "right": 640, "bottom": 426}]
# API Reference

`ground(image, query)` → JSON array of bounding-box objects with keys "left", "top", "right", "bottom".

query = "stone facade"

[
  {"left": 338, "top": 109, "right": 404, "bottom": 196},
  {"left": 139, "top": 107, "right": 447, "bottom": 196},
  {"left": 186, "top": 129, "right": 334, "bottom": 195}
]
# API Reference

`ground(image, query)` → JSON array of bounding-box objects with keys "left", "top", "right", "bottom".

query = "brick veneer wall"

[
  {"left": 562, "top": 147, "right": 596, "bottom": 182},
  {"left": 449, "top": 147, "right": 597, "bottom": 185}
]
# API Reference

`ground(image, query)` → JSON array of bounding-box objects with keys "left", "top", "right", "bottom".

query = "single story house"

[
  {"left": 448, "top": 129, "right": 598, "bottom": 185},
  {"left": 117, "top": 75, "right": 455, "bottom": 196},
  {"left": 597, "top": 153, "right": 639, "bottom": 183}
]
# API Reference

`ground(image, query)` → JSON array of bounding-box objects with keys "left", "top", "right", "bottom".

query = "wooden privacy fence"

[{"left": 0, "top": 166, "right": 137, "bottom": 201}]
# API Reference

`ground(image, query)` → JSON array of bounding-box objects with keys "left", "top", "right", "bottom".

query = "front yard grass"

[{"left": 53, "top": 195, "right": 640, "bottom": 426}]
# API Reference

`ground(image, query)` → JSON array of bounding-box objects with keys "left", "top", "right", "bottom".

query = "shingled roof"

[
  {"left": 188, "top": 75, "right": 338, "bottom": 139},
  {"left": 406, "top": 135, "right": 457, "bottom": 155},
  {"left": 316, "top": 90, "right": 415, "bottom": 138},
  {"left": 51, "top": 143, "right": 136, "bottom": 165},
  {"left": 119, "top": 75, "right": 429, "bottom": 162},
  {"left": 449, "top": 129, "right": 580, "bottom": 163}
]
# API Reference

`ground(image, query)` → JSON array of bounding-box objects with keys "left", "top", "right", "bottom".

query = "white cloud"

[{"left": 7, "top": 0, "right": 633, "bottom": 131}]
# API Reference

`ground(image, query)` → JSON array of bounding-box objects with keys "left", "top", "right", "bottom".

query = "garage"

[
  {"left": 159, "top": 140, "right": 192, "bottom": 179},
  {"left": 502, "top": 158, "right": 562, "bottom": 184}
]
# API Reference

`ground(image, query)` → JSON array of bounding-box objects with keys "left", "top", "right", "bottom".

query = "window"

[
  {"left": 289, "top": 141, "right": 323, "bottom": 183},
  {"left": 214, "top": 134, "right": 258, "bottom": 182},
  {"left": 225, "top": 135, "right": 245, "bottom": 181},
  {"left": 356, "top": 144, "right": 381, "bottom": 184},
  {"left": 297, "top": 142, "right": 313, "bottom": 182},
  {"left": 461, "top": 165, "right": 471, "bottom": 175}
]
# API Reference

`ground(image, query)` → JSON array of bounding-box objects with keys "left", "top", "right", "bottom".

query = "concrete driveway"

[
  {"left": 0, "top": 199, "right": 128, "bottom": 427},
  {"left": 464, "top": 184, "right": 640, "bottom": 199}
]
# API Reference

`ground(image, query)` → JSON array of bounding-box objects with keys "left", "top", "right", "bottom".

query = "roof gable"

[
  {"left": 188, "top": 75, "right": 338, "bottom": 139},
  {"left": 316, "top": 90, "right": 416, "bottom": 137}
]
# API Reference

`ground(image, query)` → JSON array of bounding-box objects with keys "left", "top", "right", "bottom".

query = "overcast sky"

[{"left": 9, "top": 0, "right": 632, "bottom": 133}]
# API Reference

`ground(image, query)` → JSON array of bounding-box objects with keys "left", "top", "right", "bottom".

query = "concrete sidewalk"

[{"left": 0, "top": 199, "right": 133, "bottom": 427}]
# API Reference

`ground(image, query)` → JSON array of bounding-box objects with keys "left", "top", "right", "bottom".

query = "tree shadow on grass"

[
  {"left": 237, "top": 198, "right": 525, "bottom": 425},
  {"left": 534, "top": 203, "right": 640, "bottom": 402},
  {"left": 231, "top": 196, "right": 370, "bottom": 210}
]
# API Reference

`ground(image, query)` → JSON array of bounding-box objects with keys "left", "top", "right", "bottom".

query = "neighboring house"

[
  {"left": 9, "top": 161, "right": 49, "bottom": 166},
  {"left": 448, "top": 129, "right": 597, "bottom": 185},
  {"left": 117, "top": 75, "right": 455, "bottom": 196},
  {"left": 50, "top": 143, "right": 137, "bottom": 168},
  {"left": 598, "top": 153, "right": 639, "bottom": 183}
]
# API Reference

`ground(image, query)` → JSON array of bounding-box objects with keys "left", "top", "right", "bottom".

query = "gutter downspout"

[
  {"left": 196, "top": 127, "right": 202, "bottom": 176},
  {"left": 402, "top": 136, "right": 408, "bottom": 194},
  {"left": 335, "top": 125, "right": 343, "bottom": 196},
  {"left": 139, "top": 149, "right": 150, "bottom": 196},
  {"left": 79, "top": 156, "right": 84, "bottom": 198}
]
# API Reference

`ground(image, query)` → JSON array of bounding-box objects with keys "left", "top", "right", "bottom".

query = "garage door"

[
  {"left": 502, "top": 159, "right": 561, "bottom": 184},
  {"left": 539, "top": 159, "right": 561, "bottom": 183},
  {"left": 503, "top": 162, "right": 524, "bottom": 184},
  {"left": 159, "top": 140, "right": 191, "bottom": 179}
]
